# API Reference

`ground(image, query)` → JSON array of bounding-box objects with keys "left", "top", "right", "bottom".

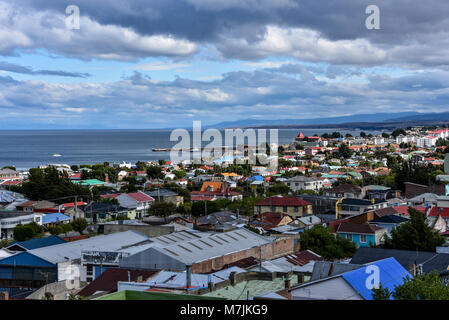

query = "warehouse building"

[{"left": 119, "top": 228, "right": 294, "bottom": 273}]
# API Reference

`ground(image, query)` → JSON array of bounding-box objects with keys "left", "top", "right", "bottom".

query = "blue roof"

[
  {"left": 0, "top": 251, "right": 55, "bottom": 267},
  {"left": 342, "top": 257, "right": 411, "bottom": 300},
  {"left": 248, "top": 175, "right": 264, "bottom": 181},
  {"left": 41, "top": 213, "right": 71, "bottom": 224},
  {"left": 7, "top": 235, "right": 66, "bottom": 251}
]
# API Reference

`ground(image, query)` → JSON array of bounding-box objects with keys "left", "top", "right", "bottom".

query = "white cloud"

[{"left": 0, "top": 2, "right": 197, "bottom": 60}]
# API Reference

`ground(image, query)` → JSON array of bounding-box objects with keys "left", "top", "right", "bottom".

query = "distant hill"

[
  {"left": 208, "top": 112, "right": 421, "bottom": 128},
  {"left": 387, "top": 112, "right": 449, "bottom": 122}
]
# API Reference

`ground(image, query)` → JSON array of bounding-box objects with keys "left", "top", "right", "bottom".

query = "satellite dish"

[{"left": 445, "top": 154, "right": 449, "bottom": 174}]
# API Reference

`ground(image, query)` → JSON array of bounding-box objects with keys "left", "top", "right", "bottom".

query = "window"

[
  {"left": 283, "top": 206, "right": 287, "bottom": 212},
  {"left": 346, "top": 234, "right": 352, "bottom": 240},
  {"left": 360, "top": 234, "right": 367, "bottom": 243},
  {"left": 294, "top": 207, "right": 299, "bottom": 213}
]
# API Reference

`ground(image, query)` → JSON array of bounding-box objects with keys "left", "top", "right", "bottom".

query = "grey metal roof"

[
  {"left": 350, "top": 247, "right": 449, "bottom": 274},
  {"left": 28, "top": 230, "right": 150, "bottom": 264},
  {"left": 149, "top": 228, "right": 274, "bottom": 265},
  {"left": 311, "top": 261, "right": 362, "bottom": 281}
]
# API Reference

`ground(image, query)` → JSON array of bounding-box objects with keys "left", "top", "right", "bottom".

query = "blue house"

[{"left": 336, "top": 222, "right": 387, "bottom": 247}]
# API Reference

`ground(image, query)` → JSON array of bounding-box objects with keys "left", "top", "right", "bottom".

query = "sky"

[{"left": 0, "top": 0, "right": 449, "bottom": 129}]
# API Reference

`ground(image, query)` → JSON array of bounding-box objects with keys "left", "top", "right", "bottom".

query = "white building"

[
  {"left": 284, "top": 176, "right": 325, "bottom": 192},
  {"left": 417, "top": 135, "right": 438, "bottom": 148}
]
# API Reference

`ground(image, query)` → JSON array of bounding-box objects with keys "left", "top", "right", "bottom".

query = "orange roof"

[{"left": 200, "top": 181, "right": 223, "bottom": 192}]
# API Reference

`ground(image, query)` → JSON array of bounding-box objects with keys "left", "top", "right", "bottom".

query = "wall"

[
  {"left": 405, "top": 182, "right": 445, "bottom": 199},
  {"left": 104, "top": 224, "right": 174, "bottom": 237},
  {"left": 290, "top": 276, "right": 363, "bottom": 300},
  {"left": 337, "top": 233, "right": 376, "bottom": 248},
  {"left": 191, "top": 237, "right": 295, "bottom": 273}
]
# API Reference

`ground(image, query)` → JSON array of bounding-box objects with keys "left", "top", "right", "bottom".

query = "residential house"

[
  {"left": 283, "top": 176, "right": 325, "bottom": 192},
  {"left": 337, "top": 198, "right": 388, "bottom": 218},
  {"left": 84, "top": 202, "right": 135, "bottom": 223},
  {"left": 145, "top": 189, "right": 184, "bottom": 207},
  {"left": 336, "top": 222, "right": 387, "bottom": 247},
  {"left": 368, "top": 215, "right": 409, "bottom": 236},
  {"left": 287, "top": 257, "right": 410, "bottom": 300},
  {"left": 325, "top": 184, "right": 365, "bottom": 199},
  {"left": 254, "top": 196, "right": 312, "bottom": 219},
  {"left": 116, "top": 192, "right": 154, "bottom": 219}
]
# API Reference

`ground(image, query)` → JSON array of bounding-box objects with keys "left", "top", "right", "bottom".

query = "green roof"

[
  {"left": 73, "top": 179, "right": 106, "bottom": 186},
  {"left": 96, "top": 290, "right": 225, "bottom": 300},
  {"left": 364, "top": 185, "right": 390, "bottom": 191},
  {"left": 203, "top": 275, "right": 298, "bottom": 300}
]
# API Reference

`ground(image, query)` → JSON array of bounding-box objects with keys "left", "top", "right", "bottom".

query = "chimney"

[
  {"left": 284, "top": 278, "right": 291, "bottom": 289},
  {"left": 105, "top": 173, "right": 109, "bottom": 183},
  {"left": 186, "top": 265, "right": 192, "bottom": 288},
  {"left": 229, "top": 271, "right": 237, "bottom": 286}
]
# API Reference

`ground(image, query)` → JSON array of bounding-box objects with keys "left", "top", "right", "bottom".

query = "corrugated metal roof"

[
  {"left": 7, "top": 235, "right": 66, "bottom": 251},
  {"left": 149, "top": 228, "right": 273, "bottom": 265},
  {"left": 121, "top": 266, "right": 246, "bottom": 290},
  {"left": 342, "top": 257, "right": 411, "bottom": 300},
  {"left": 28, "top": 230, "right": 150, "bottom": 264}
]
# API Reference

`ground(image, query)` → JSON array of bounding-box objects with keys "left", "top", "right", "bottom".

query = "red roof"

[
  {"left": 63, "top": 201, "right": 87, "bottom": 208},
  {"left": 393, "top": 206, "right": 428, "bottom": 216},
  {"left": 69, "top": 173, "right": 82, "bottom": 179},
  {"left": 429, "top": 207, "right": 449, "bottom": 218},
  {"left": 255, "top": 196, "right": 311, "bottom": 207},
  {"left": 296, "top": 132, "right": 305, "bottom": 139},
  {"left": 126, "top": 192, "right": 154, "bottom": 202},
  {"left": 77, "top": 268, "right": 158, "bottom": 297},
  {"left": 284, "top": 250, "right": 323, "bottom": 266},
  {"left": 0, "top": 180, "right": 22, "bottom": 186},
  {"left": 101, "top": 194, "right": 119, "bottom": 199}
]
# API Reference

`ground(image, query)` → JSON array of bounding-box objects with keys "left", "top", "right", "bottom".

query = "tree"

[
  {"left": 148, "top": 201, "right": 177, "bottom": 217},
  {"left": 13, "top": 222, "right": 44, "bottom": 241},
  {"left": 383, "top": 208, "right": 445, "bottom": 251},
  {"left": 391, "top": 128, "right": 407, "bottom": 138},
  {"left": 338, "top": 143, "right": 353, "bottom": 159},
  {"left": 373, "top": 271, "right": 449, "bottom": 300},
  {"left": 72, "top": 218, "right": 88, "bottom": 234},
  {"left": 300, "top": 225, "right": 357, "bottom": 260},
  {"left": 147, "top": 166, "right": 164, "bottom": 179}
]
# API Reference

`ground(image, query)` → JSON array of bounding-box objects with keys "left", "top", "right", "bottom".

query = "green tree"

[
  {"left": 148, "top": 201, "right": 177, "bottom": 217},
  {"left": 338, "top": 143, "right": 353, "bottom": 159},
  {"left": 13, "top": 222, "right": 44, "bottom": 241},
  {"left": 300, "top": 225, "right": 357, "bottom": 260},
  {"left": 383, "top": 208, "right": 445, "bottom": 251},
  {"left": 373, "top": 271, "right": 449, "bottom": 300},
  {"left": 147, "top": 166, "right": 165, "bottom": 179},
  {"left": 72, "top": 218, "right": 88, "bottom": 234}
]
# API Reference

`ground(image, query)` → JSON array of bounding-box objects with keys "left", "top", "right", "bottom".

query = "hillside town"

[{"left": 1, "top": 126, "right": 449, "bottom": 300}]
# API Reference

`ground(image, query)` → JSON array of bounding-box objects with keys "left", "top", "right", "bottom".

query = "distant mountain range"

[{"left": 207, "top": 111, "right": 449, "bottom": 129}]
